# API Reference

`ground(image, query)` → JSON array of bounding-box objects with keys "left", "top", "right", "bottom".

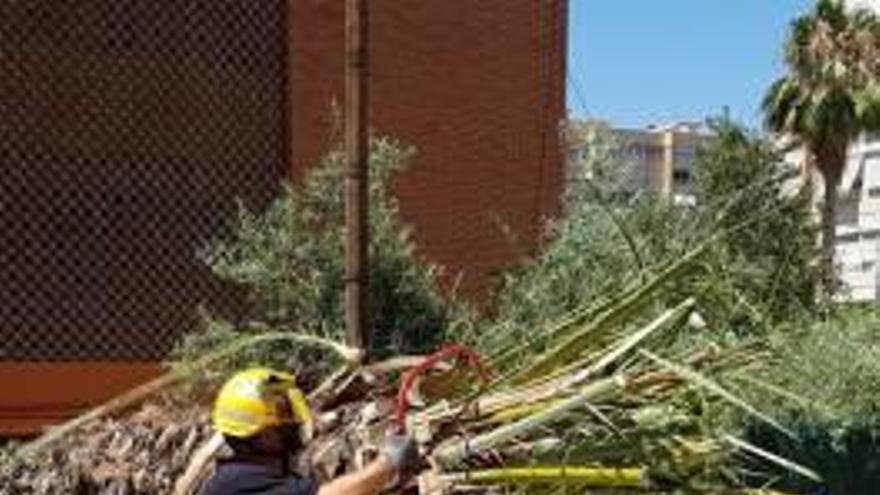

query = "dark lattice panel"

[{"left": 0, "top": 1, "right": 287, "bottom": 361}]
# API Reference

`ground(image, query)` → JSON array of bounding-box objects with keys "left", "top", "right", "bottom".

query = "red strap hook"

[{"left": 395, "top": 343, "right": 490, "bottom": 432}]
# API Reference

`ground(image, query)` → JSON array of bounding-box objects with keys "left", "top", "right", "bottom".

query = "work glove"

[{"left": 380, "top": 434, "right": 419, "bottom": 478}]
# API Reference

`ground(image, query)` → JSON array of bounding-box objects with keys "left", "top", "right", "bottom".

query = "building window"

[
  {"left": 837, "top": 232, "right": 860, "bottom": 243},
  {"left": 673, "top": 169, "right": 691, "bottom": 184},
  {"left": 868, "top": 187, "right": 880, "bottom": 198},
  {"left": 673, "top": 148, "right": 695, "bottom": 164}
]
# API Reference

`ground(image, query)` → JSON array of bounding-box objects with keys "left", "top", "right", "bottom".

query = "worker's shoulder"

[{"left": 201, "top": 461, "right": 318, "bottom": 495}]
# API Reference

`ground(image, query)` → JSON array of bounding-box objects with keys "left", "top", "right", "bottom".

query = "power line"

[{"left": 566, "top": 22, "right": 590, "bottom": 116}]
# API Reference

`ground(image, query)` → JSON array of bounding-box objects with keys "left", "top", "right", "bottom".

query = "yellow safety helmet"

[{"left": 212, "top": 368, "right": 314, "bottom": 440}]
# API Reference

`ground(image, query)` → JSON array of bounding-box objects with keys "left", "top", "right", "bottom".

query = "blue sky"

[{"left": 567, "top": 0, "right": 815, "bottom": 130}]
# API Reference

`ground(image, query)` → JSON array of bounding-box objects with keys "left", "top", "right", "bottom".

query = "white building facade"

[
  {"left": 788, "top": 134, "right": 880, "bottom": 301},
  {"left": 850, "top": 0, "right": 880, "bottom": 11},
  {"left": 831, "top": 135, "right": 880, "bottom": 301}
]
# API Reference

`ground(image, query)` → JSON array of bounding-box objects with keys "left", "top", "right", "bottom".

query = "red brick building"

[{"left": 0, "top": 0, "right": 566, "bottom": 434}]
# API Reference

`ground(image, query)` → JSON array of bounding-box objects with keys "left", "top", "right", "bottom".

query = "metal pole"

[{"left": 345, "top": 0, "right": 369, "bottom": 354}]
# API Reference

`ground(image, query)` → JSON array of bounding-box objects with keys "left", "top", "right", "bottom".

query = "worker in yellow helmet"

[{"left": 202, "top": 368, "right": 418, "bottom": 495}]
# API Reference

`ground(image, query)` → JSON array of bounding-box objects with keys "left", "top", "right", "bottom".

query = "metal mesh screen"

[{"left": 0, "top": 1, "right": 288, "bottom": 361}]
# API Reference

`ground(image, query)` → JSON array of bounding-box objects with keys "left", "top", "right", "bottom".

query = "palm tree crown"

[{"left": 763, "top": 0, "right": 880, "bottom": 299}]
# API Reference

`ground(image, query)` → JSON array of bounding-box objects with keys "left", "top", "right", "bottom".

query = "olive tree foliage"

[
  {"left": 488, "top": 119, "right": 819, "bottom": 342},
  {"left": 175, "top": 138, "right": 472, "bottom": 373},
  {"left": 693, "top": 119, "right": 820, "bottom": 328}
]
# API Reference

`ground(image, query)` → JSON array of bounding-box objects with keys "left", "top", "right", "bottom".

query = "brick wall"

[
  {"left": 0, "top": 0, "right": 566, "bottom": 434},
  {"left": 291, "top": 0, "right": 567, "bottom": 297}
]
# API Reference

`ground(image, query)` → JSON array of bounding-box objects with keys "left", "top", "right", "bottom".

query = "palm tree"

[{"left": 763, "top": 0, "right": 880, "bottom": 301}]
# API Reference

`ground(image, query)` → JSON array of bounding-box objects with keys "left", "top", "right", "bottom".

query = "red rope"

[{"left": 395, "top": 343, "right": 489, "bottom": 432}]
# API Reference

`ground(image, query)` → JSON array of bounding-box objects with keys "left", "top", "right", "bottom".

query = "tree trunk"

[
  {"left": 815, "top": 144, "right": 847, "bottom": 308},
  {"left": 820, "top": 174, "right": 838, "bottom": 305}
]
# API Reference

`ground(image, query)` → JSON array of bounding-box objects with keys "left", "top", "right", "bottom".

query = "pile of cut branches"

[
  {"left": 2, "top": 241, "right": 816, "bottom": 495},
  {"left": 298, "top": 243, "right": 817, "bottom": 494}
]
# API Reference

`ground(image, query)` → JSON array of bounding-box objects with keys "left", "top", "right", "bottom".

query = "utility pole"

[{"left": 344, "top": 0, "right": 370, "bottom": 354}]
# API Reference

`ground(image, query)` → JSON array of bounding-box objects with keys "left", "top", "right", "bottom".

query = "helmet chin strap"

[
  {"left": 279, "top": 423, "right": 304, "bottom": 475},
  {"left": 280, "top": 450, "right": 291, "bottom": 476}
]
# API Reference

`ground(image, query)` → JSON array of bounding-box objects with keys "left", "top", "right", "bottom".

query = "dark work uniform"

[{"left": 201, "top": 460, "right": 319, "bottom": 495}]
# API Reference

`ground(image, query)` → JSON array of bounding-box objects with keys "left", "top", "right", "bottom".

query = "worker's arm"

[
  {"left": 315, "top": 456, "right": 395, "bottom": 495},
  {"left": 315, "top": 435, "right": 417, "bottom": 495}
]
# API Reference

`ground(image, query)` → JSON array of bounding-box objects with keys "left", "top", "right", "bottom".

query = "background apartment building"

[
  {"left": 567, "top": 119, "right": 713, "bottom": 204},
  {"left": 570, "top": 117, "right": 880, "bottom": 302},
  {"left": 837, "top": 135, "right": 880, "bottom": 301}
]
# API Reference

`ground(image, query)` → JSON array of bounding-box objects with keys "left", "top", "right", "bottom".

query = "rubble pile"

[{"left": 0, "top": 398, "right": 212, "bottom": 495}]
